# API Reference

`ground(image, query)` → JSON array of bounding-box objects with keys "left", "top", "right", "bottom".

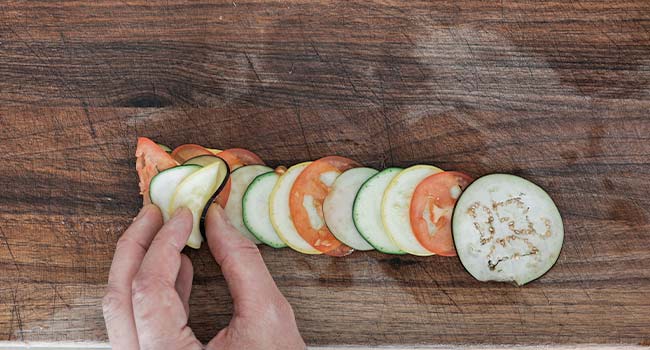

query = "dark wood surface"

[{"left": 1, "top": 0, "right": 650, "bottom": 345}]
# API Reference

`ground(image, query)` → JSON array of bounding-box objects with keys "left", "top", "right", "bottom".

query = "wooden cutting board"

[{"left": 1, "top": 0, "right": 649, "bottom": 346}]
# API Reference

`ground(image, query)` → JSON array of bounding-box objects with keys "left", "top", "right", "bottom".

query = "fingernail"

[{"left": 133, "top": 205, "right": 152, "bottom": 222}]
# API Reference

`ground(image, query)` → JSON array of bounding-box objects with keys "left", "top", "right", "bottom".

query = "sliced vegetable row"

[{"left": 136, "top": 138, "right": 564, "bottom": 285}]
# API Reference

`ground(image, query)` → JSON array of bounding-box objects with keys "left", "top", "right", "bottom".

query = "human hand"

[{"left": 103, "top": 204, "right": 306, "bottom": 350}]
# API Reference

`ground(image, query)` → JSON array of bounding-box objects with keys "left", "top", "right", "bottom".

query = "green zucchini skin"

[
  {"left": 243, "top": 172, "right": 288, "bottom": 248},
  {"left": 224, "top": 165, "right": 273, "bottom": 244},
  {"left": 352, "top": 167, "right": 406, "bottom": 255}
]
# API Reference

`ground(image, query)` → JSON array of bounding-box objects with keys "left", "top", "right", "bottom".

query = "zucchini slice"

[
  {"left": 381, "top": 165, "right": 443, "bottom": 256},
  {"left": 269, "top": 162, "right": 322, "bottom": 255},
  {"left": 452, "top": 174, "right": 564, "bottom": 285},
  {"left": 169, "top": 160, "right": 229, "bottom": 249},
  {"left": 352, "top": 167, "right": 405, "bottom": 254},
  {"left": 323, "top": 167, "right": 378, "bottom": 251},
  {"left": 149, "top": 164, "right": 202, "bottom": 221},
  {"left": 243, "top": 171, "right": 287, "bottom": 248},
  {"left": 224, "top": 165, "right": 273, "bottom": 243}
]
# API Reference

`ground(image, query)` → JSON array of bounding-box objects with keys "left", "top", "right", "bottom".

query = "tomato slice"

[
  {"left": 135, "top": 137, "right": 179, "bottom": 203},
  {"left": 170, "top": 144, "right": 214, "bottom": 163},
  {"left": 216, "top": 148, "right": 264, "bottom": 171},
  {"left": 289, "top": 156, "right": 360, "bottom": 256},
  {"left": 215, "top": 180, "right": 232, "bottom": 208},
  {"left": 409, "top": 171, "right": 473, "bottom": 256},
  {"left": 214, "top": 148, "right": 265, "bottom": 207}
]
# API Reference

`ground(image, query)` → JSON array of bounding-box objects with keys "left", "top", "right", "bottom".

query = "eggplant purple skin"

[
  {"left": 199, "top": 156, "right": 231, "bottom": 239},
  {"left": 450, "top": 173, "right": 564, "bottom": 286}
]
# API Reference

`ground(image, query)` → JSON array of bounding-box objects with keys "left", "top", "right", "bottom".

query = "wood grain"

[{"left": 1, "top": 0, "right": 649, "bottom": 346}]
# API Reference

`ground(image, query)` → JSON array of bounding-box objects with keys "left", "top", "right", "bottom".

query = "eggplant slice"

[{"left": 452, "top": 174, "right": 564, "bottom": 285}]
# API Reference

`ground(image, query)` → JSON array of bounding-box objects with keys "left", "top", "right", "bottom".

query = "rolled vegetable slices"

[
  {"left": 166, "top": 159, "right": 229, "bottom": 249},
  {"left": 136, "top": 138, "right": 565, "bottom": 285}
]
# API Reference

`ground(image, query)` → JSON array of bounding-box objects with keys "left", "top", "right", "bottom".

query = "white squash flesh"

[
  {"left": 149, "top": 165, "right": 202, "bottom": 222},
  {"left": 170, "top": 161, "right": 228, "bottom": 249},
  {"left": 323, "top": 167, "right": 378, "bottom": 251},
  {"left": 269, "top": 162, "right": 322, "bottom": 254},
  {"left": 381, "top": 165, "right": 443, "bottom": 256}
]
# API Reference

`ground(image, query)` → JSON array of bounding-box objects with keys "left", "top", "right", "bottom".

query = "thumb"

[{"left": 204, "top": 204, "right": 282, "bottom": 312}]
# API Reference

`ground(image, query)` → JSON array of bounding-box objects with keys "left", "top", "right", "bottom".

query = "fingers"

[
  {"left": 176, "top": 254, "right": 194, "bottom": 317},
  {"left": 103, "top": 204, "right": 162, "bottom": 350},
  {"left": 136, "top": 208, "right": 193, "bottom": 286},
  {"left": 205, "top": 204, "right": 281, "bottom": 312},
  {"left": 131, "top": 208, "right": 194, "bottom": 346}
]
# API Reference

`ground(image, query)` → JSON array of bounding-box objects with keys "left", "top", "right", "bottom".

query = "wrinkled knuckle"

[
  {"left": 102, "top": 287, "right": 126, "bottom": 318},
  {"left": 131, "top": 274, "right": 162, "bottom": 303},
  {"left": 222, "top": 241, "right": 261, "bottom": 267},
  {"left": 240, "top": 244, "right": 262, "bottom": 261},
  {"left": 115, "top": 235, "right": 145, "bottom": 252},
  {"left": 236, "top": 237, "right": 260, "bottom": 253},
  {"left": 114, "top": 235, "right": 130, "bottom": 250},
  {"left": 260, "top": 295, "right": 295, "bottom": 322},
  {"left": 275, "top": 297, "right": 296, "bottom": 318}
]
